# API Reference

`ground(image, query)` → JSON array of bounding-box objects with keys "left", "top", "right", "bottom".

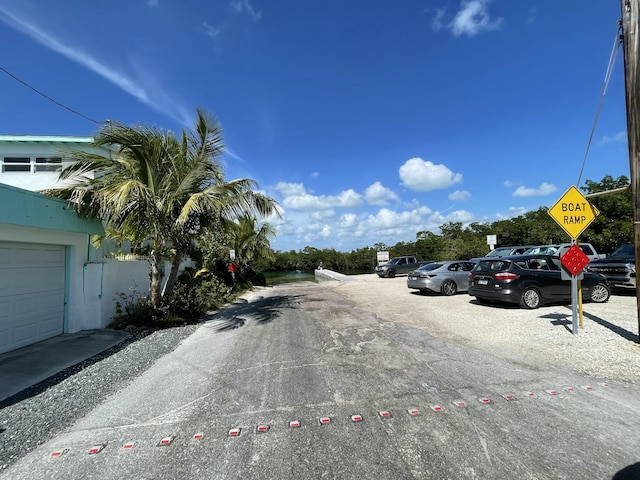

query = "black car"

[
  {"left": 468, "top": 254, "right": 610, "bottom": 309},
  {"left": 587, "top": 244, "right": 635, "bottom": 288}
]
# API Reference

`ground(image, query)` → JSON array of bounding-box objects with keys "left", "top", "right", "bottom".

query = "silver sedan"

[{"left": 407, "top": 260, "right": 476, "bottom": 296}]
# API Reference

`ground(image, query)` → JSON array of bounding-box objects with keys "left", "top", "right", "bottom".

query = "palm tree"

[
  {"left": 46, "top": 108, "right": 279, "bottom": 307},
  {"left": 229, "top": 216, "right": 277, "bottom": 273}
]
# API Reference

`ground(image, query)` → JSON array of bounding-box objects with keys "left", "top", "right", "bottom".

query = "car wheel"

[
  {"left": 590, "top": 283, "right": 610, "bottom": 303},
  {"left": 387, "top": 269, "right": 396, "bottom": 278},
  {"left": 441, "top": 280, "right": 457, "bottom": 296},
  {"left": 520, "top": 288, "right": 541, "bottom": 309}
]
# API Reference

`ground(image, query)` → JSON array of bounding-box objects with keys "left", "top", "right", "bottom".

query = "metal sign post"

[{"left": 549, "top": 187, "right": 599, "bottom": 335}]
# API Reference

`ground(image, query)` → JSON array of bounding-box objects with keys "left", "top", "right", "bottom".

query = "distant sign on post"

[
  {"left": 548, "top": 186, "right": 599, "bottom": 239},
  {"left": 377, "top": 251, "right": 389, "bottom": 264}
]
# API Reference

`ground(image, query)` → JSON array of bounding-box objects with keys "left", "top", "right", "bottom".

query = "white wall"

[{"left": 84, "top": 257, "right": 196, "bottom": 328}]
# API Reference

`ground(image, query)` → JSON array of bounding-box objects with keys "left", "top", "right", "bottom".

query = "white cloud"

[
  {"left": 399, "top": 157, "right": 463, "bottom": 192},
  {"left": 431, "top": 7, "right": 447, "bottom": 31},
  {"left": 601, "top": 131, "right": 627, "bottom": 144},
  {"left": 448, "top": 0, "right": 503, "bottom": 37},
  {"left": 512, "top": 182, "right": 557, "bottom": 197},
  {"left": 230, "top": 0, "right": 262, "bottom": 21},
  {"left": 495, "top": 206, "right": 528, "bottom": 220},
  {"left": 429, "top": 210, "right": 475, "bottom": 228},
  {"left": 364, "top": 181, "right": 400, "bottom": 206},
  {"left": 146, "top": 0, "right": 159, "bottom": 7},
  {"left": 448, "top": 190, "right": 471, "bottom": 201},
  {"left": 202, "top": 22, "right": 222, "bottom": 41},
  {"left": 275, "top": 182, "right": 363, "bottom": 211},
  {"left": 503, "top": 180, "right": 518, "bottom": 188}
]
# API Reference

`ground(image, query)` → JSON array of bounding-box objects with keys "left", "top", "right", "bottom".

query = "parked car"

[
  {"left": 555, "top": 243, "right": 602, "bottom": 262},
  {"left": 375, "top": 255, "right": 432, "bottom": 278},
  {"left": 522, "top": 245, "right": 560, "bottom": 255},
  {"left": 468, "top": 254, "right": 610, "bottom": 309},
  {"left": 470, "top": 245, "right": 535, "bottom": 262},
  {"left": 586, "top": 244, "right": 635, "bottom": 288},
  {"left": 407, "top": 260, "right": 477, "bottom": 296}
]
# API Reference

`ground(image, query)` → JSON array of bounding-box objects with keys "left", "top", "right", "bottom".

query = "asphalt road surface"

[{"left": 3, "top": 282, "right": 639, "bottom": 479}]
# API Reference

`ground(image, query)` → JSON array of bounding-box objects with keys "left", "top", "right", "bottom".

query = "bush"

[
  {"left": 164, "top": 268, "right": 233, "bottom": 319},
  {"left": 110, "top": 284, "right": 157, "bottom": 329}
]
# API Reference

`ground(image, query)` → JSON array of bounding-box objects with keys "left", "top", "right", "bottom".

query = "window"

[
  {"left": 1, "top": 156, "right": 64, "bottom": 173},
  {"left": 2, "top": 157, "right": 31, "bottom": 172},
  {"left": 579, "top": 244, "right": 595, "bottom": 255},
  {"left": 35, "top": 157, "right": 62, "bottom": 172}
]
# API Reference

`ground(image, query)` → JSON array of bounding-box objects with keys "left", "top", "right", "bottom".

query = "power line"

[
  {"left": 576, "top": 23, "right": 623, "bottom": 186},
  {"left": 0, "top": 65, "right": 102, "bottom": 125}
]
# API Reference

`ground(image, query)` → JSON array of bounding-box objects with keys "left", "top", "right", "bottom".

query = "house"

[
  {"left": 0, "top": 134, "right": 105, "bottom": 191},
  {"left": 0, "top": 183, "right": 108, "bottom": 354},
  {"left": 0, "top": 135, "right": 176, "bottom": 354}
]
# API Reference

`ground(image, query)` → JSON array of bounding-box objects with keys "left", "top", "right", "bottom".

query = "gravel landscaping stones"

[{"left": 0, "top": 325, "right": 198, "bottom": 472}]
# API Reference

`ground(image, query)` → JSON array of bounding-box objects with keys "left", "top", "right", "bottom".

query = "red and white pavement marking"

[{"left": 47, "top": 383, "right": 602, "bottom": 458}]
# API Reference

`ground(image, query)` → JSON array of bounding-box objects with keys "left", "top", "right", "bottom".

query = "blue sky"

[{"left": 0, "top": 0, "right": 631, "bottom": 252}]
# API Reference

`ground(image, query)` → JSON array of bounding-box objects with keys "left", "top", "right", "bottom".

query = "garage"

[{"left": 0, "top": 241, "right": 66, "bottom": 354}]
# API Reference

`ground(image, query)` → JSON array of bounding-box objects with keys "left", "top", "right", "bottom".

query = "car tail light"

[
  {"left": 494, "top": 272, "right": 519, "bottom": 281},
  {"left": 468, "top": 272, "right": 474, "bottom": 279}
]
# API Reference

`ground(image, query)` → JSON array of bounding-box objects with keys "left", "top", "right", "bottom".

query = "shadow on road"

[{"left": 204, "top": 295, "right": 303, "bottom": 331}]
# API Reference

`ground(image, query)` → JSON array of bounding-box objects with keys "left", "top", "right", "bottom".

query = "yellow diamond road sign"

[{"left": 548, "top": 185, "right": 599, "bottom": 239}]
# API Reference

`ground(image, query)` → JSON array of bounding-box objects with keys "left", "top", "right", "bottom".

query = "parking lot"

[{"left": 330, "top": 273, "right": 640, "bottom": 384}]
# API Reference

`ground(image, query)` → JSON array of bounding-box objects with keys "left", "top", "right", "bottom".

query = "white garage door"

[{"left": 0, "top": 242, "right": 66, "bottom": 354}]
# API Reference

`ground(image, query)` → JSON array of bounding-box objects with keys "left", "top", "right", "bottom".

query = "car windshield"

[
  {"left": 474, "top": 260, "right": 510, "bottom": 272},
  {"left": 485, "top": 247, "right": 514, "bottom": 257},
  {"left": 524, "top": 246, "right": 558, "bottom": 255},
  {"left": 417, "top": 263, "right": 443, "bottom": 272}
]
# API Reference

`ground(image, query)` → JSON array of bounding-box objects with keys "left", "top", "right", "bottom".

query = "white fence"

[{"left": 82, "top": 257, "right": 195, "bottom": 329}]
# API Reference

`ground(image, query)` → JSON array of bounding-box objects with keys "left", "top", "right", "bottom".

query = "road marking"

[{"left": 43, "top": 383, "right": 607, "bottom": 460}]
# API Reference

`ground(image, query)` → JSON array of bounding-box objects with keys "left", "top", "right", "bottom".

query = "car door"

[
  {"left": 523, "top": 256, "right": 566, "bottom": 301},
  {"left": 454, "top": 262, "right": 475, "bottom": 291},
  {"left": 446, "top": 262, "right": 465, "bottom": 288}
]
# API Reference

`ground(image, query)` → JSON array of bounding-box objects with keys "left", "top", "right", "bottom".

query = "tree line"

[{"left": 262, "top": 175, "right": 633, "bottom": 274}]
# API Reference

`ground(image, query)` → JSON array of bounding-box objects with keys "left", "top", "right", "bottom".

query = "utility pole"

[{"left": 620, "top": 0, "right": 640, "bottom": 343}]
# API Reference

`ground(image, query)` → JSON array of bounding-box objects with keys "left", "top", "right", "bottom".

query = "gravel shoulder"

[{"left": 326, "top": 273, "right": 640, "bottom": 384}]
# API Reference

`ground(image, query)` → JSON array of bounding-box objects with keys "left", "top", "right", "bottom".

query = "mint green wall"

[{"left": 0, "top": 183, "right": 103, "bottom": 235}]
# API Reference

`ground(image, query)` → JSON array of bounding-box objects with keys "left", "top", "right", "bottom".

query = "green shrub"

[{"left": 164, "top": 269, "right": 233, "bottom": 319}]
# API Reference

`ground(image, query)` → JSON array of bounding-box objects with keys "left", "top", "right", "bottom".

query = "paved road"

[{"left": 3, "top": 282, "right": 639, "bottom": 479}]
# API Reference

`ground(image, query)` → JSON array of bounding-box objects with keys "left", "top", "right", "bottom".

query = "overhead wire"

[
  {"left": 0, "top": 65, "right": 102, "bottom": 125},
  {"left": 576, "top": 22, "right": 624, "bottom": 187}
]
